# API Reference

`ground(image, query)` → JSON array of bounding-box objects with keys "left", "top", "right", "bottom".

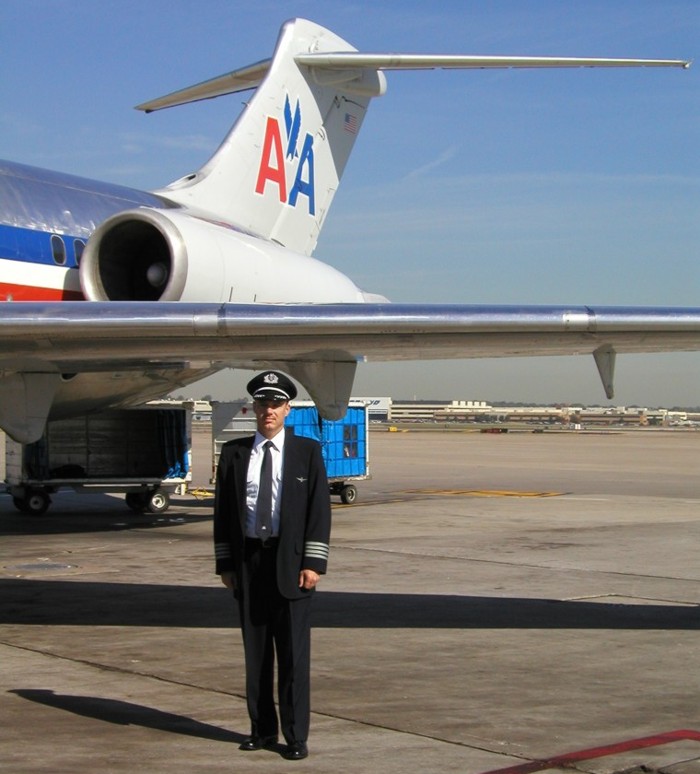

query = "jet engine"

[{"left": 80, "top": 208, "right": 365, "bottom": 304}]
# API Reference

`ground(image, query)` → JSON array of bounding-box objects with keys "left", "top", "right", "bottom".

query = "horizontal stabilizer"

[
  {"left": 295, "top": 53, "right": 691, "bottom": 70},
  {"left": 135, "top": 59, "right": 271, "bottom": 112},
  {"left": 136, "top": 47, "right": 689, "bottom": 113}
]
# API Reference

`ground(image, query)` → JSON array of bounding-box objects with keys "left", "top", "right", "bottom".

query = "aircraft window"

[
  {"left": 73, "top": 239, "right": 85, "bottom": 266},
  {"left": 51, "top": 234, "right": 66, "bottom": 266}
]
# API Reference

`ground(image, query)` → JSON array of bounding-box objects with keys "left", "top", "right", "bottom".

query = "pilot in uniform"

[{"left": 213, "top": 370, "right": 331, "bottom": 761}]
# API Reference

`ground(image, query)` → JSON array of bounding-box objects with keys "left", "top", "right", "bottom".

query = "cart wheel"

[
  {"left": 340, "top": 485, "right": 357, "bottom": 504},
  {"left": 12, "top": 496, "right": 30, "bottom": 513},
  {"left": 125, "top": 492, "right": 148, "bottom": 512},
  {"left": 21, "top": 490, "right": 51, "bottom": 516},
  {"left": 146, "top": 489, "right": 170, "bottom": 514}
]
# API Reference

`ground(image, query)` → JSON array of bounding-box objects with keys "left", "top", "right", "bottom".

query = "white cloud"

[{"left": 402, "top": 145, "right": 459, "bottom": 181}]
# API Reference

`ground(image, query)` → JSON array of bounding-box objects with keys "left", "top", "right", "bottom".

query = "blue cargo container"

[
  {"left": 285, "top": 402, "right": 369, "bottom": 504},
  {"left": 211, "top": 400, "right": 370, "bottom": 504}
]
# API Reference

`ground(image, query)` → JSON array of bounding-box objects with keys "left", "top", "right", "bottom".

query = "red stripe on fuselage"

[{"left": 0, "top": 282, "right": 84, "bottom": 301}]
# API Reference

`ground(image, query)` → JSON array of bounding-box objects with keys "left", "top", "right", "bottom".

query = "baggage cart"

[
  {"left": 5, "top": 405, "right": 192, "bottom": 515},
  {"left": 211, "top": 400, "right": 370, "bottom": 503}
]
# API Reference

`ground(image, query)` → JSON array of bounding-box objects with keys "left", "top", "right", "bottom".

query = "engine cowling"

[{"left": 80, "top": 208, "right": 365, "bottom": 303}]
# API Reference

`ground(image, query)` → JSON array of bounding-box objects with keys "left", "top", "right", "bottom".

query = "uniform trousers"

[{"left": 237, "top": 538, "right": 312, "bottom": 744}]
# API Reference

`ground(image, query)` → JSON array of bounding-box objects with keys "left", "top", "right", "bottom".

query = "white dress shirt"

[{"left": 245, "top": 428, "right": 285, "bottom": 537}]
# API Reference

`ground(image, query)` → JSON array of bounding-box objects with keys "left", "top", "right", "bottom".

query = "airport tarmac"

[{"left": 1, "top": 428, "right": 699, "bottom": 773}]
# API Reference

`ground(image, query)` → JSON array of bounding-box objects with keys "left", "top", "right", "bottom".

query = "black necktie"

[{"left": 255, "top": 441, "right": 273, "bottom": 541}]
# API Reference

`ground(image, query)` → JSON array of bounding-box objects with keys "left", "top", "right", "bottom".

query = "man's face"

[{"left": 253, "top": 398, "right": 291, "bottom": 438}]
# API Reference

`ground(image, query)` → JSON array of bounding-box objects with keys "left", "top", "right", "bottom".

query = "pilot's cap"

[{"left": 247, "top": 371, "right": 297, "bottom": 402}]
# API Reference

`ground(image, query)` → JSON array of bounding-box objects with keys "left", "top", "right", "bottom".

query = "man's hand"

[
  {"left": 299, "top": 569, "right": 320, "bottom": 590},
  {"left": 221, "top": 571, "right": 235, "bottom": 590}
]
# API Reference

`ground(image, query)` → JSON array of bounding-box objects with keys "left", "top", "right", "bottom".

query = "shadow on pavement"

[
  {"left": 9, "top": 689, "right": 241, "bottom": 743},
  {"left": 1, "top": 579, "right": 698, "bottom": 630}
]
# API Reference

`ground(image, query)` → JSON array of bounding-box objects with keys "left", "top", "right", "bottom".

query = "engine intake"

[{"left": 80, "top": 209, "right": 188, "bottom": 301}]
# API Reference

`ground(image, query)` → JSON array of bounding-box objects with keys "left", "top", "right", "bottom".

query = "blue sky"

[{"left": 2, "top": 0, "right": 699, "bottom": 406}]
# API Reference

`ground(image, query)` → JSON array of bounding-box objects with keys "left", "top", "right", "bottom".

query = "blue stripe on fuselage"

[{"left": 0, "top": 223, "right": 83, "bottom": 267}]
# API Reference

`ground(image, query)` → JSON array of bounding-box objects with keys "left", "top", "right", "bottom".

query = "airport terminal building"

[{"left": 182, "top": 397, "right": 698, "bottom": 430}]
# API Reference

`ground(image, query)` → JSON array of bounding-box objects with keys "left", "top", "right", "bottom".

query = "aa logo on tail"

[{"left": 255, "top": 95, "right": 315, "bottom": 215}]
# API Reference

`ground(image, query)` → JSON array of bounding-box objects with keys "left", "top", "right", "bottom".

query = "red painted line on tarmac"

[{"left": 480, "top": 729, "right": 700, "bottom": 774}]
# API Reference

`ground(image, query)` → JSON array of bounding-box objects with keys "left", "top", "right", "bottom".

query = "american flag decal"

[{"left": 344, "top": 113, "right": 358, "bottom": 134}]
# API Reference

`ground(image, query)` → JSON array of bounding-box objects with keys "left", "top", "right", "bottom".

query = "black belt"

[{"left": 245, "top": 537, "right": 279, "bottom": 550}]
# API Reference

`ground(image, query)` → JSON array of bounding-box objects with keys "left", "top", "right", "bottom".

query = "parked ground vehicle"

[
  {"left": 211, "top": 400, "right": 369, "bottom": 503},
  {"left": 5, "top": 405, "right": 191, "bottom": 515}
]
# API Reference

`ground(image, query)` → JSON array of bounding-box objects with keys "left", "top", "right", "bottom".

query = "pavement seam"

[
  {"left": 0, "top": 639, "right": 246, "bottom": 698},
  {"left": 329, "top": 544, "right": 700, "bottom": 585}
]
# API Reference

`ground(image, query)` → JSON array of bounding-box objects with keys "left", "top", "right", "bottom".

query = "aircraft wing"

[{"left": 2, "top": 301, "right": 699, "bottom": 437}]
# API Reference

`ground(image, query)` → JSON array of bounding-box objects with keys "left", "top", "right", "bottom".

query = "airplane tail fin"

[
  {"left": 137, "top": 17, "right": 688, "bottom": 257},
  {"left": 138, "top": 19, "right": 386, "bottom": 256}
]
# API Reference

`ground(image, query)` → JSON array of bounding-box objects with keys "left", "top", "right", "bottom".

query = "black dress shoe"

[
  {"left": 239, "top": 734, "right": 277, "bottom": 751},
  {"left": 282, "top": 741, "right": 308, "bottom": 760}
]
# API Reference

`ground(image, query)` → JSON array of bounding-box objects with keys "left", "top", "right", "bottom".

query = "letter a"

[
  {"left": 288, "top": 134, "right": 315, "bottom": 215},
  {"left": 255, "top": 116, "right": 287, "bottom": 202}
]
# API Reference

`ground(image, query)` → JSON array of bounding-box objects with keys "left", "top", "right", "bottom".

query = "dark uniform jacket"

[{"left": 214, "top": 430, "right": 331, "bottom": 599}]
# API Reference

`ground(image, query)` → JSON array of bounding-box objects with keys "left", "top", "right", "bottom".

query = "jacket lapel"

[{"left": 233, "top": 439, "right": 253, "bottom": 531}]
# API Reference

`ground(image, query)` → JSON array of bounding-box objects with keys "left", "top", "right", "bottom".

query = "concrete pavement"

[{"left": 1, "top": 429, "right": 699, "bottom": 773}]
